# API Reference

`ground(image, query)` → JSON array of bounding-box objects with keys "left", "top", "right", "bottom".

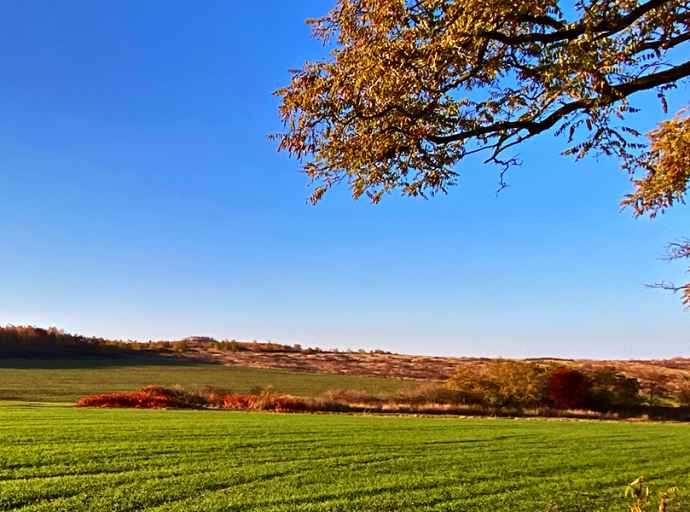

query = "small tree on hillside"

[
  {"left": 677, "top": 379, "right": 690, "bottom": 406},
  {"left": 641, "top": 371, "right": 670, "bottom": 407}
]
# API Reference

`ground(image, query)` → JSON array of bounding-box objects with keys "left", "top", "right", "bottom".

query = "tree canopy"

[{"left": 273, "top": 0, "right": 690, "bottom": 304}]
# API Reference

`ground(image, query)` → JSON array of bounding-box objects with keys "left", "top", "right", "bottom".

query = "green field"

[
  {"left": 2, "top": 360, "right": 690, "bottom": 511},
  {"left": 1, "top": 407, "right": 689, "bottom": 511},
  {"left": 0, "top": 359, "right": 406, "bottom": 403}
]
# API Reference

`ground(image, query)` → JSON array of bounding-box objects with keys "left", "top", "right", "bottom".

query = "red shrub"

[
  {"left": 547, "top": 367, "right": 592, "bottom": 409},
  {"left": 213, "top": 394, "right": 255, "bottom": 408},
  {"left": 76, "top": 385, "right": 306, "bottom": 412},
  {"left": 75, "top": 392, "right": 191, "bottom": 409}
]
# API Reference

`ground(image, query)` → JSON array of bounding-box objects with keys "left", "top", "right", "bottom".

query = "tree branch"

[
  {"left": 425, "top": 59, "right": 690, "bottom": 144},
  {"left": 479, "top": 0, "right": 673, "bottom": 45},
  {"left": 645, "top": 281, "right": 690, "bottom": 293}
]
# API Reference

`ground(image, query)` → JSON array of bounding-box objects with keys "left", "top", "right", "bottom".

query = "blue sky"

[{"left": 0, "top": 0, "right": 688, "bottom": 358}]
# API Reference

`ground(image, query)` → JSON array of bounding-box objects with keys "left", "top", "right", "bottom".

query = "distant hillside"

[
  {"left": 179, "top": 342, "right": 690, "bottom": 393},
  {"left": 3, "top": 325, "right": 690, "bottom": 393}
]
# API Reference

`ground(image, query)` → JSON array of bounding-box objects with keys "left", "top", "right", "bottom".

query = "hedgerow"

[{"left": 76, "top": 385, "right": 307, "bottom": 413}]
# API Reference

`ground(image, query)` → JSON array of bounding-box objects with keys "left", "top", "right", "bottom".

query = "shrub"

[
  {"left": 641, "top": 372, "right": 671, "bottom": 407},
  {"left": 446, "top": 360, "right": 549, "bottom": 408},
  {"left": 210, "top": 394, "right": 307, "bottom": 413},
  {"left": 204, "top": 385, "right": 234, "bottom": 401},
  {"left": 587, "top": 367, "right": 642, "bottom": 410},
  {"left": 75, "top": 392, "right": 192, "bottom": 409},
  {"left": 76, "top": 386, "right": 205, "bottom": 409},
  {"left": 485, "top": 360, "right": 549, "bottom": 407},
  {"left": 444, "top": 362, "right": 649, "bottom": 411},
  {"left": 221, "top": 340, "right": 240, "bottom": 352},
  {"left": 139, "top": 385, "right": 206, "bottom": 406},
  {"left": 677, "top": 380, "right": 690, "bottom": 406},
  {"left": 319, "top": 388, "right": 382, "bottom": 406},
  {"left": 444, "top": 366, "right": 486, "bottom": 405},
  {"left": 76, "top": 385, "right": 307, "bottom": 413},
  {"left": 395, "top": 383, "right": 456, "bottom": 405},
  {"left": 171, "top": 340, "right": 188, "bottom": 351},
  {"left": 547, "top": 367, "right": 592, "bottom": 410}
]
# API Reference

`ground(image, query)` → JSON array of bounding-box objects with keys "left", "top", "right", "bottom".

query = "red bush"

[
  {"left": 547, "top": 367, "right": 592, "bottom": 409},
  {"left": 75, "top": 386, "right": 306, "bottom": 412},
  {"left": 213, "top": 394, "right": 255, "bottom": 408},
  {"left": 75, "top": 392, "right": 191, "bottom": 409}
]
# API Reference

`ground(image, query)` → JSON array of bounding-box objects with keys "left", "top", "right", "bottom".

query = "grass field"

[
  {"left": 0, "top": 358, "right": 408, "bottom": 403},
  {"left": 1, "top": 407, "right": 689, "bottom": 511}
]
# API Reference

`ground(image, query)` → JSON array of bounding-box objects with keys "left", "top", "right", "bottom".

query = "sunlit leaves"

[
  {"left": 272, "top": 0, "right": 690, "bottom": 308},
  {"left": 622, "top": 108, "right": 690, "bottom": 218},
  {"left": 274, "top": 0, "right": 690, "bottom": 204}
]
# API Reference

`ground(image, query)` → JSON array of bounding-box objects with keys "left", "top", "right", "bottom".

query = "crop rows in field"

[
  {"left": 0, "top": 359, "right": 406, "bottom": 403},
  {"left": 1, "top": 408, "right": 690, "bottom": 511}
]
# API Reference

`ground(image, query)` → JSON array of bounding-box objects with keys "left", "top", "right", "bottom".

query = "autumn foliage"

[
  {"left": 76, "top": 393, "right": 192, "bottom": 409},
  {"left": 445, "top": 360, "right": 549, "bottom": 407},
  {"left": 444, "top": 361, "right": 649, "bottom": 411},
  {"left": 0, "top": 325, "right": 128, "bottom": 358},
  {"left": 76, "top": 385, "right": 307, "bottom": 413},
  {"left": 547, "top": 367, "right": 592, "bottom": 410},
  {"left": 210, "top": 394, "right": 307, "bottom": 413}
]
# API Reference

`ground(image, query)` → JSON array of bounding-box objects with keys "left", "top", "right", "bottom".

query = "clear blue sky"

[{"left": 0, "top": 0, "right": 688, "bottom": 359}]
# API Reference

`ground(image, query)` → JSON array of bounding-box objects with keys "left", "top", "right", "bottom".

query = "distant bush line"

[
  {"left": 77, "top": 376, "right": 690, "bottom": 421},
  {"left": 7, "top": 325, "right": 690, "bottom": 419},
  {"left": 76, "top": 385, "right": 308, "bottom": 413},
  {"left": 313, "top": 372, "right": 690, "bottom": 420},
  {"left": 444, "top": 359, "right": 690, "bottom": 411}
]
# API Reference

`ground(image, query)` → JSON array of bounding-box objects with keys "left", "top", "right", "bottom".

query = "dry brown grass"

[{"left": 175, "top": 341, "right": 690, "bottom": 394}]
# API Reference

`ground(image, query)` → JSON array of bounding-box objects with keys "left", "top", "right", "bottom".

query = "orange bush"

[
  {"left": 75, "top": 392, "right": 191, "bottom": 409},
  {"left": 75, "top": 386, "right": 306, "bottom": 412}
]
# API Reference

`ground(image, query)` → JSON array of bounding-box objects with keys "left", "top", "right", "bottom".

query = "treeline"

[
  {"left": 0, "top": 326, "right": 308, "bottom": 358},
  {"left": 183, "top": 336, "right": 298, "bottom": 353},
  {"left": 76, "top": 385, "right": 307, "bottom": 413},
  {"left": 444, "top": 360, "right": 687, "bottom": 411},
  {"left": 0, "top": 325, "right": 404, "bottom": 359},
  {"left": 0, "top": 325, "right": 188, "bottom": 358},
  {"left": 295, "top": 362, "right": 690, "bottom": 419},
  {"left": 76, "top": 378, "right": 690, "bottom": 421},
  {"left": 182, "top": 336, "right": 390, "bottom": 354}
]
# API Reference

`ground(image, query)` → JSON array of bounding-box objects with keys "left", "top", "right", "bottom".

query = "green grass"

[
  {"left": 0, "top": 358, "right": 406, "bottom": 403},
  {"left": 1, "top": 407, "right": 689, "bottom": 511}
]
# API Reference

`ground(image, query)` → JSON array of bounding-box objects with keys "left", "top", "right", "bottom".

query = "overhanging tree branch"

[
  {"left": 274, "top": 0, "right": 690, "bottom": 205},
  {"left": 425, "top": 59, "right": 690, "bottom": 144},
  {"left": 274, "top": 0, "right": 690, "bottom": 308}
]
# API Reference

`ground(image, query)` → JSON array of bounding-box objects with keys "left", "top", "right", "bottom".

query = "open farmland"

[
  {"left": 0, "top": 359, "right": 406, "bottom": 404},
  {"left": 1, "top": 407, "right": 689, "bottom": 511}
]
